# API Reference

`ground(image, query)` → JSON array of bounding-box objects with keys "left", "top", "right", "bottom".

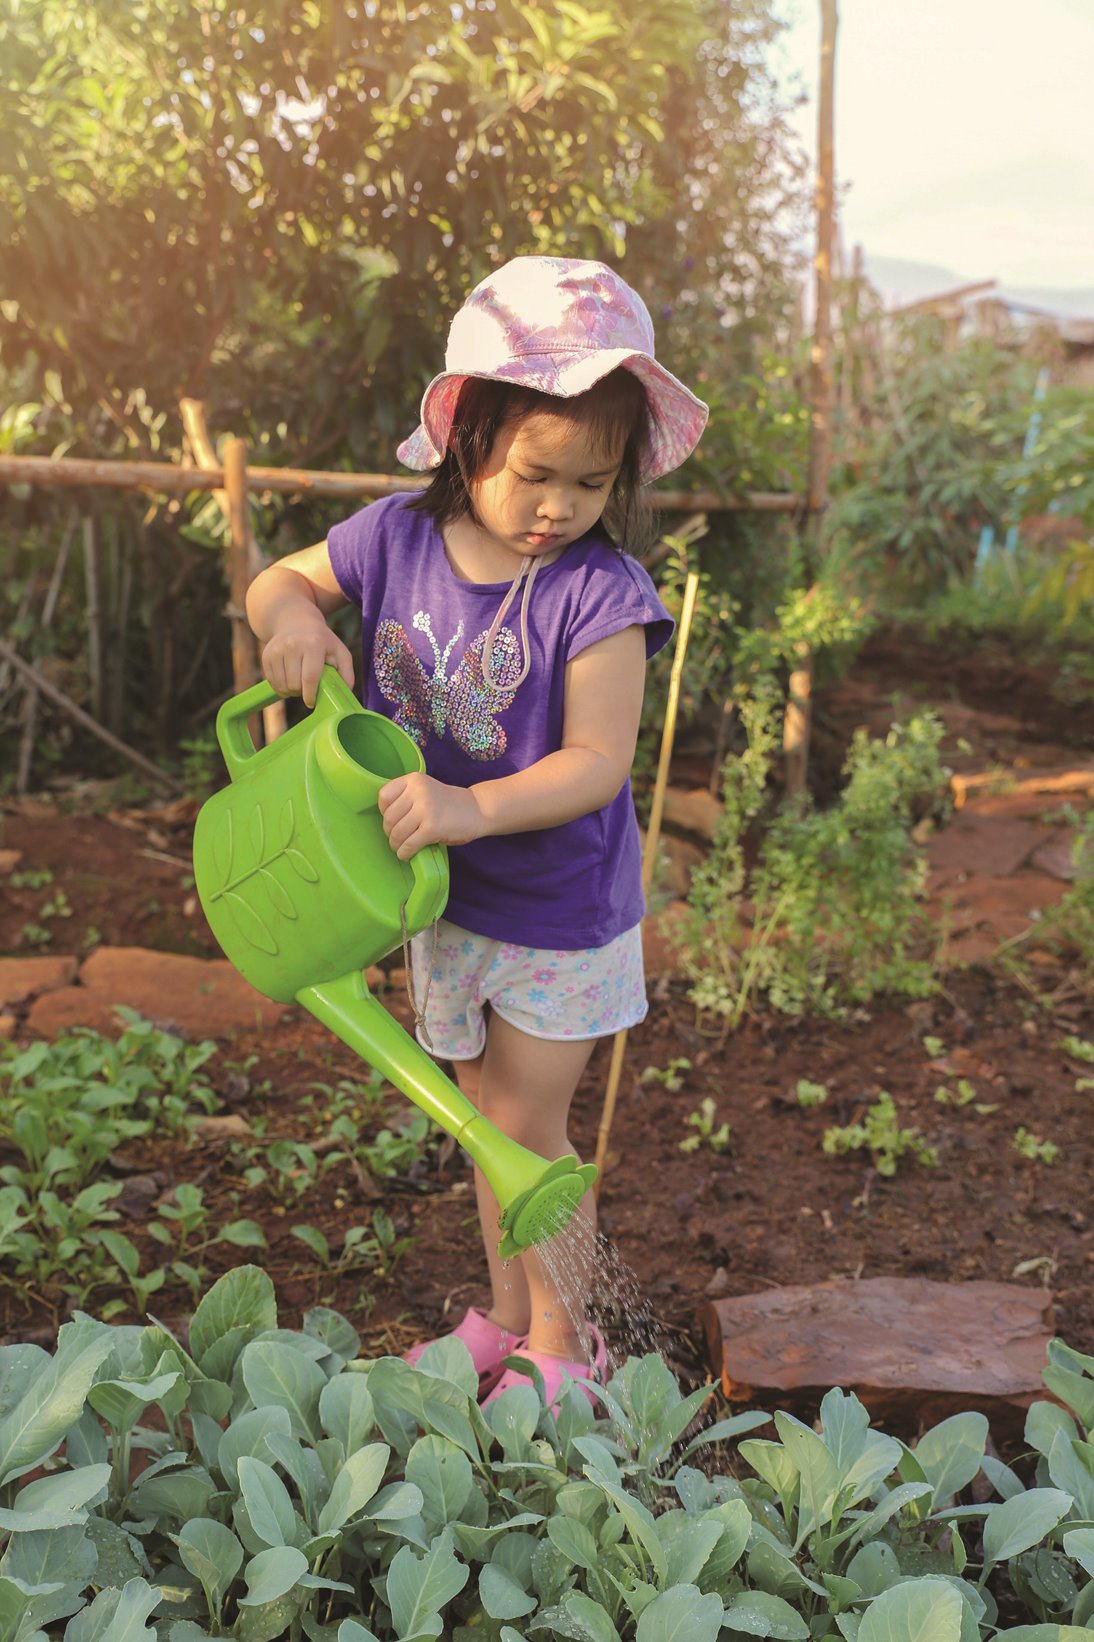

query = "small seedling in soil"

[
  {"left": 922, "top": 1035, "right": 946, "bottom": 1057},
  {"left": 680, "top": 1097, "right": 731, "bottom": 1154},
  {"left": 934, "top": 1078, "right": 976, "bottom": 1106},
  {"left": 292, "top": 1208, "right": 410, "bottom": 1282},
  {"left": 10, "top": 867, "right": 53, "bottom": 889},
  {"left": 640, "top": 1056, "right": 692, "bottom": 1093},
  {"left": 1076, "top": 1077, "right": 1094, "bottom": 1093},
  {"left": 1012, "top": 1127, "right": 1059, "bottom": 1165},
  {"left": 40, "top": 888, "right": 72, "bottom": 920},
  {"left": 795, "top": 1079, "right": 829, "bottom": 1107},
  {"left": 1058, "top": 1034, "right": 1094, "bottom": 1064},
  {"left": 20, "top": 922, "right": 52, "bottom": 947},
  {"left": 823, "top": 1091, "right": 938, "bottom": 1177}
]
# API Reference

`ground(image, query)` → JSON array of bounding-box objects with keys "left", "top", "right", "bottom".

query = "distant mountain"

[{"left": 863, "top": 254, "right": 1094, "bottom": 321}]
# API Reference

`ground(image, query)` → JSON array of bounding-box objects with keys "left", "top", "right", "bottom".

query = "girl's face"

[{"left": 467, "top": 411, "right": 623, "bottom": 568}]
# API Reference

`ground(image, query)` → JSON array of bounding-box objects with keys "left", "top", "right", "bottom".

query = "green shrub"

[
  {"left": 687, "top": 709, "right": 949, "bottom": 1027},
  {"left": 0, "top": 1270, "right": 1091, "bottom": 1638}
]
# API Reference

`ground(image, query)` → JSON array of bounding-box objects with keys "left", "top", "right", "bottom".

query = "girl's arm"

[
  {"left": 378, "top": 624, "right": 647, "bottom": 859},
  {"left": 245, "top": 541, "right": 354, "bottom": 706}
]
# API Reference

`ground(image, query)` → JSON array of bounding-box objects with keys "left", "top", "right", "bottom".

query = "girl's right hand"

[{"left": 260, "top": 627, "right": 355, "bottom": 708}]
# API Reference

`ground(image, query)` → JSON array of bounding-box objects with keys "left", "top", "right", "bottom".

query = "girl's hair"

[{"left": 407, "top": 368, "right": 655, "bottom": 554}]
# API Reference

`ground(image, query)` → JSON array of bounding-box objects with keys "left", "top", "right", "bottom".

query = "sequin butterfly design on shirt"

[{"left": 374, "top": 612, "right": 522, "bottom": 760}]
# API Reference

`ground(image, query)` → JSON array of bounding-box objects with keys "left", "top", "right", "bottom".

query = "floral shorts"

[{"left": 408, "top": 919, "right": 648, "bottom": 1061}]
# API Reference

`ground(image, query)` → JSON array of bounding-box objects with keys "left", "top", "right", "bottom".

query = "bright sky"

[{"left": 772, "top": 0, "right": 1094, "bottom": 298}]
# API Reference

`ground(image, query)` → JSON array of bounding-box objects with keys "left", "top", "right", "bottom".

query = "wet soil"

[{"left": 1, "top": 631, "right": 1092, "bottom": 1405}]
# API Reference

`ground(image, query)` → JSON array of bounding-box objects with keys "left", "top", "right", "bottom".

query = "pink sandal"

[
  {"left": 404, "top": 1306, "right": 527, "bottom": 1396},
  {"left": 482, "top": 1323, "right": 608, "bottom": 1412}
]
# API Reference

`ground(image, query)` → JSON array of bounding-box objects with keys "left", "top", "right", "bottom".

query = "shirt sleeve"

[
  {"left": 326, "top": 495, "right": 395, "bottom": 606},
  {"left": 564, "top": 551, "right": 675, "bottom": 663}
]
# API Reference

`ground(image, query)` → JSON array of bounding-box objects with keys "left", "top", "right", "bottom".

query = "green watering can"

[{"left": 192, "top": 667, "right": 596, "bottom": 1258}]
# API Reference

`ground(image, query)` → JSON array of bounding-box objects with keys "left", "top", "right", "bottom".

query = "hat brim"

[{"left": 396, "top": 350, "right": 707, "bottom": 482}]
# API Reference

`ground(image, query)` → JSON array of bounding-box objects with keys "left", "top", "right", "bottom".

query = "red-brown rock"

[
  {"left": 702, "top": 1277, "right": 1054, "bottom": 1429},
  {"left": 662, "top": 787, "right": 724, "bottom": 841},
  {"left": 0, "top": 954, "right": 80, "bottom": 1010},
  {"left": 26, "top": 946, "right": 285, "bottom": 1039}
]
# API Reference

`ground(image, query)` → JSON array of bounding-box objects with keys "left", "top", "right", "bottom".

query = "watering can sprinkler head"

[{"left": 192, "top": 668, "right": 597, "bottom": 1256}]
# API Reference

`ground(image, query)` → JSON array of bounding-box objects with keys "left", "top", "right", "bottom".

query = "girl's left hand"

[{"left": 377, "top": 773, "right": 485, "bottom": 860}]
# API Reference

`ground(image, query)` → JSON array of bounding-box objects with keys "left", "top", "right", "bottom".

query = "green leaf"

[
  {"left": 237, "top": 1545, "right": 308, "bottom": 1607},
  {"left": 318, "top": 1374, "right": 375, "bottom": 1454},
  {"left": 337, "top": 1622, "right": 382, "bottom": 1642},
  {"left": 62, "top": 1577, "right": 162, "bottom": 1642},
  {"left": 981, "top": 1488, "right": 1074, "bottom": 1569},
  {"left": 1063, "top": 1525, "right": 1094, "bottom": 1578},
  {"left": 547, "top": 1514, "right": 599, "bottom": 1571},
  {"left": 542, "top": 1590, "right": 621, "bottom": 1642},
  {"left": 0, "top": 1463, "right": 110, "bottom": 1531},
  {"left": 0, "top": 1333, "right": 114, "bottom": 1485},
  {"left": 174, "top": 1519, "right": 244, "bottom": 1613},
  {"left": 237, "top": 1456, "right": 298, "bottom": 1549},
  {"left": 217, "top": 1405, "right": 293, "bottom": 1491},
  {"left": 679, "top": 1409, "right": 771, "bottom": 1459},
  {"left": 480, "top": 1562, "right": 537, "bottom": 1621},
  {"left": 240, "top": 1342, "right": 326, "bottom": 1442},
  {"left": 188, "top": 1266, "right": 278, "bottom": 1370},
  {"left": 405, "top": 1434, "right": 473, "bottom": 1529},
  {"left": 857, "top": 1579, "right": 962, "bottom": 1642},
  {"left": 87, "top": 1372, "right": 182, "bottom": 1435},
  {"left": 911, "top": 1413, "right": 989, "bottom": 1505},
  {"left": 636, "top": 1584, "right": 724, "bottom": 1641},
  {"left": 1046, "top": 1429, "right": 1094, "bottom": 1518},
  {"left": 722, "top": 1589, "right": 811, "bottom": 1637},
  {"left": 316, "top": 1442, "right": 390, "bottom": 1533},
  {"left": 386, "top": 1526, "right": 469, "bottom": 1640},
  {"left": 217, "top": 1220, "right": 267, "bottom": 1249}
]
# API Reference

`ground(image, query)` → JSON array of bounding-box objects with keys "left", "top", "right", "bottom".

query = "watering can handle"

[{"left": 216, "top": 668, "right": 361, "bottom": 781}]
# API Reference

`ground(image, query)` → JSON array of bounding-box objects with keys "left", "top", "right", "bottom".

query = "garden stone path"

[
  {"left": 924, "top": 764, "right": 1093, "bottom": 966},
  {"left": 702, "top": 1276, "right": 1054, "bottom": 1432},
  {"left": 14, "top": 946, "right": 286, "bottom": 1039}
]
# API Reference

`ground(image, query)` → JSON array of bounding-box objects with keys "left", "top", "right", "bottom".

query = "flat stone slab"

[
  {"left": 26, "top": 946, "right": 284, "bottom": 1039},
  {"left": 0, "top": 955, "right": 80, "bottom": 1010},
  {"left": 926, "top": 811, "right": 1045, "bottom": 881},
  {"left": 702, "top": 1277, "right": 1054, "bottom": 1427}
]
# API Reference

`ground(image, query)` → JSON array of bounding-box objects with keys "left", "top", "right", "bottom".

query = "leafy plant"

[
  {"left": 823, "top": 1091, "right": 938, "bottom": 1177},
  {"left": 1013, "top": 1128, "right": 1060, "bottom": 1166},
  {"left": 688, "top": 707, "right": 949, "bottom": 1026},
  {"left": 640, "top": 1057, "right": 692, "bottom": 1093},
  {"left": 795, "top": 1079, "right": 829, "bottom": 1108},
  {"left": 0, "top": 1269, "right": 1091, "bottom": 1638},
  {"left": 679, "top": 1097, "right": 731, "bottom": 1154}
]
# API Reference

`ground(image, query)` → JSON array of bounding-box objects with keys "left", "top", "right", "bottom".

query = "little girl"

[{"left": 246, "top": 256, "right": 706, "bottom": 1408}]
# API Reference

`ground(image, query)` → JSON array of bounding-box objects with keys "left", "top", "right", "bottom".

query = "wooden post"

[
  {"left": 784, "top": 0, "right": 838, "bottom": 800},
  {"left": 223, "top": 438, "right": 260, "bottom": 718},
  {"left": 593, "top": 572, "right": 701, "bottom": 1187},
  {"left": 181, "top": 399, "right": 286, "bottom": 743}
]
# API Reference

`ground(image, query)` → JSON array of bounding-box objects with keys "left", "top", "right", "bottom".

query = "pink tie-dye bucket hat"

[{"left": 397, "top": 256, "right": 708, "bottom": 483}]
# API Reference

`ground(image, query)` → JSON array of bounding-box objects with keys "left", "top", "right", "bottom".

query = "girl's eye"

[{"left": 512, "top": 471, "right": 608, "bottom": 492}]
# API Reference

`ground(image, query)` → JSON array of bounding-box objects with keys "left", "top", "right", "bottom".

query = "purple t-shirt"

[{"left": 327, "top": 494, "right": 673, "bottom": 949}]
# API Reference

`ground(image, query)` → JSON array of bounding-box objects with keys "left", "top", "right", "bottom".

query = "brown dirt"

[{"left": 1, "top": 636, "right": 1092, "bottom": 1408}]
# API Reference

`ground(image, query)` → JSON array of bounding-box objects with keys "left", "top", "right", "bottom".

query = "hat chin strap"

[{"left": 481, "top": 553, "right": 541, "bottom": 694}]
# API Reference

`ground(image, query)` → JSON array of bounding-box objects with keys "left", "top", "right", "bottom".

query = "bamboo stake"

[
  {"left": 593, "top": 571, "right": 701, "bottom": 1189},
  {"left": 0, "top": 638, "right": 183, "bottom": 792},
  {"left": 0, "top": 454, "right": 804, "bottom": 515},
  {"left": 223, "top": 438, "right": 261, "bottom": 716},
  {"left": 181, "top": 399, "right": 286, "bottom": 744},
  {"left": 783, "top": 0, "right": 838, "bottom": 800}
]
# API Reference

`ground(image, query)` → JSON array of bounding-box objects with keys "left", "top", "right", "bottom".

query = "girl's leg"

[{"left": 472, "top": 1011, "right": 597, "bottom": 1359}]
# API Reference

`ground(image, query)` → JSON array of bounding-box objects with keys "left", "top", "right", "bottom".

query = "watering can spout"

[{"left": 300, "top": 971, "right": 596, "bottom": 1258}]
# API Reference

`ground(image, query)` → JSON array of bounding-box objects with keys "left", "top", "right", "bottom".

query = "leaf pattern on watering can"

[
  {"left": 259, "top": 868, "right": 298, "bottom": 921},
  {"left": 213, "top": 808, "right": 235, "bottom": 886},
  {"left": 285, "top": 848, "right": 319, "bottom": 882},
  {"left": 249, "top": 805, "right": 266, "bottom": 867},
  {"left": 223, "top": 889, "right": 279, "bottom": 956},
  {"left": 275, "top": 799, "right": 295, "bottom": 853}
]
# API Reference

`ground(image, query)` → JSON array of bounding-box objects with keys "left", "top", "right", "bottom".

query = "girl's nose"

[{"left": 538, "top": 489, "right": 574, "bottom": 522}]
